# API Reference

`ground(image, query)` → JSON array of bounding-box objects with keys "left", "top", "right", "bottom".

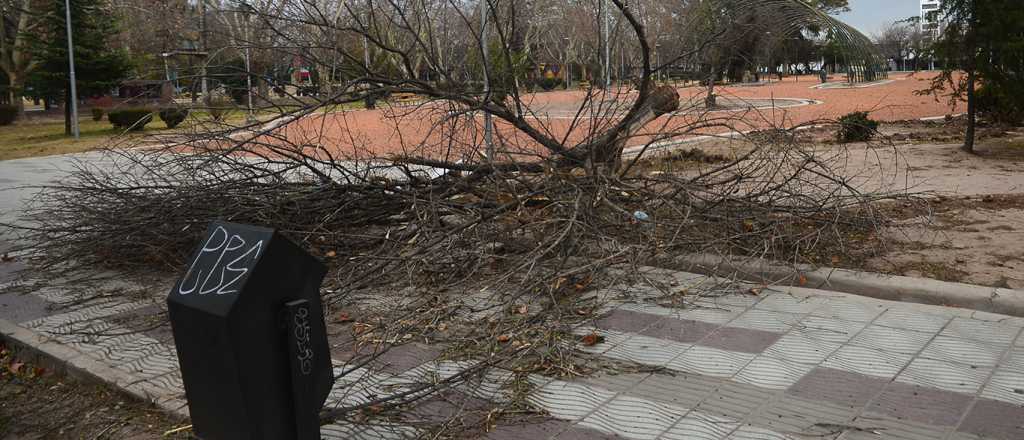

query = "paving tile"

[
  {"left": 408, "top": 389, "right": 491, "bottom": 425},
  {"left": 640, "top": 316, "right": 720, "bottom": 344},
  {"left": 486, "top": 418, "right": 571, "bottom": 440},
  {"left": 809, "top": 298, "right": 887, "bottom": 323},
  {"left": 0, "top": 260, "right": 25, "bottom": 284},
  {"left": 602, "top": 333, "right": 692, "bottom": 367},
  {"left": 726, "top": 424, "right": 797, "bottom": 440},
  {"left": 763, "top": 333, "right": 841, "bottom": 365},
  {"left": 667, "top": 345, "right": 755, "bottom": 378},
  {"left": 661, "top": 410, "right": 740, "bottom": 440},
  {"left": 700, "top": 326, "right": 783, "bottom": 354},
  {"left": 940, "top": 317, "right": 1022, "bottom": 346},
  {"left": 527, "top": 379, "right": 617, "bottom": 421},
  {"left": 578, "top": 373, "right": 649, "bottom": 394},
  {"left": 570, "top": 327, "right": 633, "bottom": 355},
  {"left": 848, "top": 325, "right": 933, "bottom": 355},
  {"left": 841, "top": 413, "right": 950, "bottom": 440},
  {"left": 554, "top": 424, "right": 629, "bottom": 440},
  {"left": 896, "top": 357, "right": 991, "bottom": 395},
  {"left": 980, "top": 366, "right": 1024, "bottom": 406},
  {"left": 1003, "top": 346, "right": 1024, "bottom": 371},
  {"left": 868, "top": 381, "right": 972, "bottom": 427},
  {"left": 321, "top": 422, "right": 419, "bottom": 439},
  {"left": 671, "top": 304, "right": 745, "bottom": 325},
  {"left": 579, "top": 394, "right": 684, "bottom": 439},
  {"left": 752, "top": 291, "right": 830, "bottom": 314},
  {"left": 956, "top": 398, "right": 1024, "bottom": 440},
  {"left": 821, "top": 345, "right": 913, "bottom": 379},
  {"left": 747, "top": 393, "right": 857, "bottom": 436},
  {"left": 918, "top": 335, "right": 1006, "bottom": 367},
  {"left": 626, "top": 371, "right": 721, "bottom": 409},
  {"left": 696, "top": 381, "right": 774, "bottom": 422},
  {"left": 787, "top": 367, "right": 890, "bottom": 410},
  {"left": 372, "top": 342, "right": 444, "bottom": 374},
  {"left": 873, "top": 306, "right": 953, "bottom": 334},
  {"left": 792, "top": 316, "right": 866, "bottom": 344},
  {"left": 727, "top": 309, "right": 801, "bottom": 333},
  {"left": 594, "top": 309, "right": 661, "bottom": 334},
  {"left": 733, "top": 355, "right": 815, "bottom": 390},
  {"left": 0, "top": 290, "right": 52, "bottom": 324}
]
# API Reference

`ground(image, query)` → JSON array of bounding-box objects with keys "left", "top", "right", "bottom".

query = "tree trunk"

[
  {"left": 964, "top": 68, "right": 976, "bottom": 153},
  {"left": 705, "top": 65, "right": 716, "bottom": 108},
  {"left": 8, "top": 74, "right": 25, "bottom": 116}
]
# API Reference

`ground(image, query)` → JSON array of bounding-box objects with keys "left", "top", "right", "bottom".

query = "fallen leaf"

[
  {"left": 830, "top": 255, "right": 840, "bottom": 265},
  {"left": 748, "top": 287, "right": 762, "bottom": 295},
  {"left": 336, "top": 312, "right": 353, "bottom": 323},
  {"left": 575, "top": 308, "right": 591, "bottom": 316},
  {"left": 798, "top": 275, "right": 808, "bottom": 286},
  {"left": 367, "top": 405, "right": 384, "bottom": 414},
  {"left": 325, "top": 250, "right": 337, "bottom": 258},
  {"left": 8, "top": 361, "right": 23, "bottom": 375},
  {"left": 352, "top": 323, "right": 372, "bottom": 335},
  {"left": 580, "top": 333, "right": 605, "bottom": 347},
  {"left": 496, "top": 334, "right": 511, "bottom": 343},
  {"left": 514, "top": 305, "right": 528, "bottom": 315}
]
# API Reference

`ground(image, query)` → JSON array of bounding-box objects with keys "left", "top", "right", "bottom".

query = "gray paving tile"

[
  {"left": 873, "top": 306, "right": 953, "bottom": 333},
  {"left": 821, "top": 344, "right": 914, "bottom": 380},
  {"left": 980, "top": 366, "right": 1024, "bottom": 405},
  {"left": 752, "top": 291, "right": 830, "bottom": 314},
  {"left": 842, "top": 413, "right": 950, "bottom": 440},
  {"left": 727, "top": 309, "right": 801, "bottom": 333},
  {"left": 0, "top": 260, "right": 25, "bottom": 284},
  {"left": 896, "top": 357, "right": 992, "bottom": 395},
  {"left": 747, "top": 393, "right": 857, "bottom": 436},
  {"left": 733, "top": 355, "right": 814, "bottom": 390},
  {"left": 809, "top": 298, "right": 887, "bottom": 322},
  {"left": 580, "top": 394, "right": 684, "bottom": 439},
  {"left": 661, "top": 410, "right": 740, "bottom": 440},
  {"left": 626, "top": 371, "right": 722, "bottom": 409},
  {"left": 940, "top": 317, "right": 1022, "bottom": 346},
  {"left": 787, "top": 367, "right": 889, "bottom": 410},
  {"left": 848, "top": 325, "right": 933, "bottom": 355},
  {"left": 792, "top": 316, "right": 866, "bottom": 344},
  {"left": 667, "top": 345, "right": 755, "bottom": 378},
  {"left": 486, "top": 418, "right": 571, "bottom": 440},
  {"left": 696, "top": 381, "right": 773, "bottom": 422},
  {"left": 0, "top": 290, "right": 52, "bottom": 324},
  {"left": 763, "top": 333, "right": 841, "bottom": 365},
  {"left": 867, "top": 381, "right": 972, "bottom": 427},
  {"left": 919, "top": 335, "right": 1006, "bottom": 367},
  {"left": 956, "top": 398, "right": 1024, "bottom": 440}
]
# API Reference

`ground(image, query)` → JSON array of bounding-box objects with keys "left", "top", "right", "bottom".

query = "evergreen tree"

[
  {"left": 28, "top": 0, "right": 131, "bottom": 135},
  {"left": 928, "top": 0, "right": 1024, "bottom": 152}
]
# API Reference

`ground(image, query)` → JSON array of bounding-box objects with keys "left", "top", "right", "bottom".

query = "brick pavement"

[{"left": 2, "top": 264, "right": 1022, "bottom": 439}]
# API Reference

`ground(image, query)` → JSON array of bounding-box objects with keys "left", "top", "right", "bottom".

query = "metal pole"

[
  {"left": 64, "top": 0, "right": 79, "bottom": 139},
  {"left": 200, "top": 0, "right": 209, "bottom": 105},
  {"left": 603, "top": 0, "right": 610, "bottom": 88},
  {"left": 480, "top": 0, "right": 493, "bottom": 160},
  {"left": 245, "top": 47, "right": 253, "bottom": 118}
]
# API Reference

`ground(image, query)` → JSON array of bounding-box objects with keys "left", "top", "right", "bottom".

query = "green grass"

[{"left": 0, "top": 117, "right": 153, "bottom": 161}]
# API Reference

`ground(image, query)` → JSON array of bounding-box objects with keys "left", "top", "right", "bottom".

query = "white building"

[{"left": 919, "top": 0, "right": 944, "bottom": 42}]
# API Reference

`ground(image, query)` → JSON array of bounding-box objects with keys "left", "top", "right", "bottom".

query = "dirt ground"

[{"left": 0, "top": 342, "right": 190, "bottom": 440}]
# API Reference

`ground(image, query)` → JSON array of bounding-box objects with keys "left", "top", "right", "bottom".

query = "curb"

[
  {"left": 670, "top": 254, "right": 1024, "bottom": 317},
  {"left": 0, "top": 318, "right": 189, "bottom": 421}
]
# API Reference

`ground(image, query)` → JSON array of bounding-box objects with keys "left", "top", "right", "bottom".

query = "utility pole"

[
  {"left": 64, "top": 0, "right": 79, "bottom": 139},
  {"left": 480, "top": 0, "right": 493, "bottom": 160},
  {"left": 598, "top": 0, "right": 606, "bottom": 88},
  {"left": 200, "top": 0, "right": 209, "bottom": 105}
]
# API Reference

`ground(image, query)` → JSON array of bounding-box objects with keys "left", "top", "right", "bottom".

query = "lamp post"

[
  {"left": 64, "top": 0, "right": 79, "bottom": 139},
  {"left": 564, "top": 37, "right": 571, "bottom": 90},
  {"left": 480, "top": 0, "right": 493, "bottom": 160}
]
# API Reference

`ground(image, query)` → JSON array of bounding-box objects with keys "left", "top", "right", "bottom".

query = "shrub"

[
  {"left": 538, "top": 77, "right": 561, "bottom": 91},
  {"left": 158, "top": 107, "right": 189, "bottom": 128},
  {"left": 976, "top": 85, "right": 1024, "bottom": 124},
  {"left": 91, "top": 107, "right": 105, "bottom": 121},
  {"left": 836, "top": 111, "right": 879, "bottom": 143},
  {"left": 0, "top": 104, "right": 17, "bottom": 126},
  {"left": 208, "top": 99, "right": 236, "bottom": 122},
  {"left": 108, "top": 108, "right": 153, "bottom": 131}
]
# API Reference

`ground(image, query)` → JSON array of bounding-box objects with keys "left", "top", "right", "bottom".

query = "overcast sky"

[{"left": 834, "top": 0, "right": 921, "bottom": 36}]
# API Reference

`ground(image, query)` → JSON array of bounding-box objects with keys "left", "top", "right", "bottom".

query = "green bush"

[
  {"left": 537, "top": 77, "right": 561, "bottom": 91},
  {"left": 91, "top": 107, "right": 105, "bottom": 121},
  {"left": 108, "top": 108, "right": 153, "bottom": 131},
  {"left": 0, "top": 104, "right": 17, "bottom": 126},
  {"left": 976, "top": 85, "right": 1024, "bottom": 124},
  {"left": 836, "top": 111, "right": 879, "bottom": 143},
  {"left": 158, "top": 107, "right": 189, "bottom": 128}
]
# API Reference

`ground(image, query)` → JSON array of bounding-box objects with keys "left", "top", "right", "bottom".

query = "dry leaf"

[
  {"left": 367, "top": 405, "right": 384, "bottom": 414},
  {"left": 496, "top": 334, "right": 511, "bottom": 343},
  {"left": 575, "top": 308, "right": 591, "bottom": 316},
  {"left": 8, "top": 361, "right": 23, "bottom": 375},
  {"left": 325, "top": 250, "right": 337, "bottom": 258},
  {"left": 748, "top": 287, "right": 762, "bottom": 295},
  {"left": 798, "top": 275, "right": 808, "bottom": 286},
  {"left": 352, "top": 323, "right": 372, "bottom": 335},
  {"left": 514, "top": 305, "right": 528, "bottom": 315},
  {"left": 580, "top": 333, "right": 605, "bottom": 347},
  {"left": 830, "top": 255, "right": 840, "bottom": 265},
  {"left": 336, "top": 312, "right": 353, "bottom": 323}
]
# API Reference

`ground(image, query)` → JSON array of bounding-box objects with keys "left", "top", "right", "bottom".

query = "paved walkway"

[{"left": 2, "top": 263, "right": 1023, "bottom": 439}]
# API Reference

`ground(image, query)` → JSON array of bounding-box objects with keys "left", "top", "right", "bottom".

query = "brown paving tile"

[
  {"left": 486, "top": 419, "right": 572, "bottom": 440},
  {"left": 0, "top": 260, "right": 25, "bottom": 284},
  {"left": 868, "top": 381, "right": 973, "bottom": 427},
  {"left": 788, "top": 367, "right": 890, "bottom": 409},
  {"left": 956, "top": 398, "right": 1024, "bottom": 440},
  {"left": 700, "top": 326, "right": 783, "bottom": 354},
  {"left": 372, "top": 342, "right": 444, "bottom": 374},
  {"left": 105, "top": 304, "right": 174, "bottom": 343},
  {"left": 593, "top": 309, "right": 660, "bottom": 334},
  {"left": 409, "top": 389, "right": 492, "bottom": 425},
  {"left": 640, "top": 316, "right": 719, "bottom": 344}
]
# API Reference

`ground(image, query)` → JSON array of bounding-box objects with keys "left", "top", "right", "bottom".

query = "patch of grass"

[{"left": 0, "top": 117, "right": 140, "bottom": 161}]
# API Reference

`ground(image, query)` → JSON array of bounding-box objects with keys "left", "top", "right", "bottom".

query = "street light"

[
  {"left": 564, "top": 37, "right": 571, "bottom": 90},
  {"left": 64, "top": 0, "right": 79, "bottom": 139}
]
